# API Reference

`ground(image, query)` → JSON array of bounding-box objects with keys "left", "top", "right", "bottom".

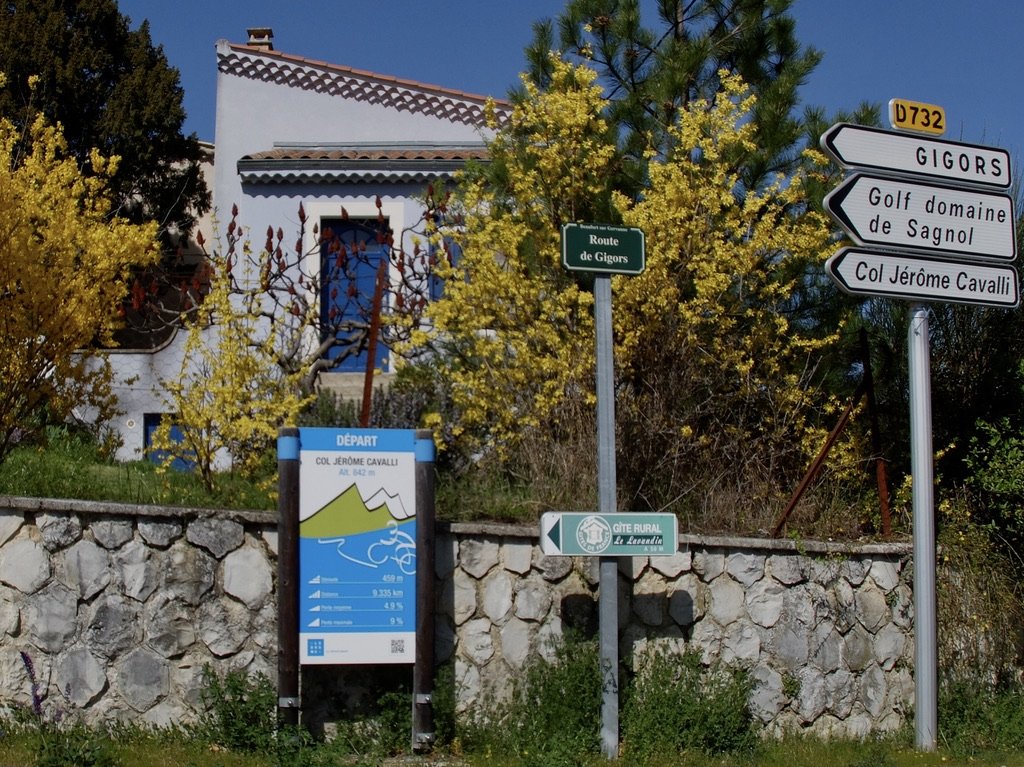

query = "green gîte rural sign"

[
  {"left": 562, "top": 222, "right": 646, "bottom": 275},
  {"left": 540, "top": 512, "right": 678, "bottom": 557}
]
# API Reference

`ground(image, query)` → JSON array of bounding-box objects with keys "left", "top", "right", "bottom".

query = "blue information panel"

[{"left": 297, "top": 428, "right": 417, "bottom": 664}]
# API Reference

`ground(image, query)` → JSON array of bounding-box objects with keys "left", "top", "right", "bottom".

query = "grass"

[
  {"left": 0, "top": 426, "right": 275, "bottom": 511},
  {"left": 1, "top": 729, "right": 1021, "bottom": 767}
]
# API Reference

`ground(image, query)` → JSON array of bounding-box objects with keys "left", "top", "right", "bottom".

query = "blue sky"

[{"left": 118, "top": 1, "right": 1024, "bottom": 166}]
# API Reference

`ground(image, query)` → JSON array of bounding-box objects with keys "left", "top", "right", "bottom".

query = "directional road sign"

[
  {"left": 826, "top": 247, "right": 1019, "bottom": 308},
  {"left": 540, "top": 512, "right": 678, "bottom": 557},
  {"left": 820, "top": 123, "right": 1012, "bottom": 190},
  {"left": 562, "top": 222, "right": 645, "bottom": 275},
  {"left": 824, "top": 173, "right": 1016, "bottom": 261}
]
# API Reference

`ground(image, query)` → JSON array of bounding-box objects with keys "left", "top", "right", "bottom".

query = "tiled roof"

[
  {"left": 237, "top": 143, "right": 490, "bottom": 185},
  {"left": 218, "top": 42, "right": 510, "bottom": 129}
]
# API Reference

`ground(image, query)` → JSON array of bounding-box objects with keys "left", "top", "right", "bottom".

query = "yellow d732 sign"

[{"left": 889, "top": 98, "right": 946, "bottom": 136}]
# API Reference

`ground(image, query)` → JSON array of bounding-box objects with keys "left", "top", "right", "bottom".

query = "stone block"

[
  {"left": 28, "top": 583, "right": 78, "bottom": 653},
  {"left": 481, "top": 571, "right": 513, "bottom": 625},
  {"left": 114, "top": 540, "right": 160, "bottom": 602},
  {"left": 722, "top": 619, "right": 760, "bottom": 665},
  {"left": 64, "top": 539, "right": 110, "bottom": 600},
  {"left": 842, "top": 625, "right": 874, "bottom": 672},
  {"left": 37, "top": 512, "right": 81, "bottom": 551},
  {"left": 536, "top": 553, "right": 572, "bottom": 582},
  {"left": 223, "top": 543, "right": 273, "bottom": 609},
  {"left": 708, "top": 575, "right": 745, "bottom": 626},
  {"left": 186, "top": 518, "right": 243, "bottom": 559},
  {"left": 868, "top": 559, "right": 901, "bottom": 592},
  {"left": 825, "top": 668, "right": 856, "bottom": 719},
  {"left": 91, "top": 519, "right": 134, "bottom": 550},
  {"left": 57, "top": 646, "right": 107, "bottom": 708},
  {"left": 452, "top": 569, "right": 477, "bottom": 625},
  {"left": 0, "top": 536, "right": 50, "bottom": 593},
  {"left": 692, "top": 550, "right": 725, "bottom": 581},
  {"left": 164, "top": 541, "right": 215, "bottom": 605},
  {"left": 854, "top": 585, "right": 889, "bottom": 632},
  {"left": 768, "top": 616, "right": 809, "bottom": 670},
  {"left": 746, "top": 578, "right": 785, "bottom": 628},
  {"left": 748, "top": 664, "right": 785, "bottom": 722},
  {"left": 873, "top": 623, "right": 906, "bottom": 671},
  {"left": 459, "top": 538, "right": 499, "bottom": 579},
  {"left": 138, "top": 520, "right": 182, "bottom": 548},
  {"left": 794, "top": 666, "right": 827, "bottom": 723},
  {"left": 0, "top": 510, "right": 24, "bottom": 546},
  {"left": 767, "top": 553, "right": 805, "bottom": 585},
  {"left": 859, "top": 662, "right": 887, "bottom": 718},
  {"left": 460, "top": 618, "right": 494, "bottom": 665},
  {"left": 650, "top": 549, "right": 691, "bottom": 578},
  {"left": 810, "top": 625, "right": 843, "bottom": 674},
  {"left": 726, "top": 552, "right": 765, "bottom": 586},
  {"left": 198, "top": 598, "right": 250, "bottom": 657},
  {"left": 632, "top": 591, "right": 665, "bottom": 627},
  {"left": 87, "top": 595, "right": 140, "bottom": 660},
  {"left": 118, "top": 647, "right": 168, "bottom": 712},
  {"left": 499, "top": 616, "right": 532, "bottom": 668},
  {"left": 501, "top": 541, "right": 532, "bottom": 575},
  {"left": 0, "top": 592, "right": 19, "bottom": 636},
  {"left": 513, "top": 576, "right": 552, "bottom": 622},
  {"left": 260, "top": 530, "right": 278, "bottom": 557},
  {"left": 145, "top": 595, "right": 197, "bottom": 659}
]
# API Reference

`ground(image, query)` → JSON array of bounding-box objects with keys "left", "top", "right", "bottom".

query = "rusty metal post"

[{"left": 360, "top": 257, "right": 388, "bottom": 427}]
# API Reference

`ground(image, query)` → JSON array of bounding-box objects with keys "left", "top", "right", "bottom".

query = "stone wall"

[
  {"left": 0, "top": 497, "right": 914, "bottom": 737},
  {"left": 438, "top": 523, "right": 915, "bottom": 738},
  {"left": 0, "top": 497, "right": 279, "bottom": 726}
]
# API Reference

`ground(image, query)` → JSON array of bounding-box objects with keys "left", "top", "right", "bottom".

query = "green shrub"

[
  {"left": 196, "top": 666, "right": 278, "bottom": 754},
  {"left": 13, "top": 650, "right": 118, "bottom": 767},
  {"left": 463, "top": 633, "right": 602, "bottom": 767},
  {"left": 620, "top": 645, "right": 754, "bottom": 761},
  {"left": 939, "top": 678, "right": 1024, "bottom": 756},
  {"left": 330, "top": 688, "right": 411, "bottom": 759}
]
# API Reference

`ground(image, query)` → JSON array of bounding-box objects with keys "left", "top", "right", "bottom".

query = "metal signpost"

[
  {"left": 540, "top": 512, "right": 679, "bottom": 557},
  {"left": 824, "top": 173, "right": 1015, "bottom": 261},
  {"left": 277, "top": 427, "right": 440, "bottom": 751},
  {"left": 561, "top": 222, "right": 648, "bottom": 760},
  {"left": 821, "top": 115, "right": 1019, "bottom": 752},
  {"left": 826, "top": 248, "right": 1019, "bottom": 308},
  {"left": 562, "top": 222, "right": 646, "bottom": 275},
  {"left": 297, "top": 428, "right": 419, "bottom": 666},
  {"left": 820, "top": 122, "right": 1012, "bottom": 190}
]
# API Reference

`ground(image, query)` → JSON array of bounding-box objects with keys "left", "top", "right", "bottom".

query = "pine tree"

[
  {"left": 0, "top": 0, "right": 208, "bottom": 238},
  {"left": 523, "top": 0, "right": 822, "bottom": 193}
]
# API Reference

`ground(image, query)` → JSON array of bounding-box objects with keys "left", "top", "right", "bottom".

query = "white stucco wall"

[{"left": 101, "top": 36, "right": 496, "bottom": 464}]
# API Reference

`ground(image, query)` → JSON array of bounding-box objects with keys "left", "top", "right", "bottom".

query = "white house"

[{"left": 102, "top": 27, "right": 504, "bottom": 463}]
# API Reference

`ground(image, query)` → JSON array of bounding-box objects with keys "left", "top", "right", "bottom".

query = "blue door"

[{"left": 320, "top": 218, "right": 390, "bottom": 372}]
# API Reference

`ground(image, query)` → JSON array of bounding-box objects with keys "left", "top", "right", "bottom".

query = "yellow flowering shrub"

[
  {"left": 0, "top": 104, "right": 157, "bottom": 460},
  {"left": 410, "top": 57, "right": 614, "bottom": 454},
  {"left": 610, "top": 73, "right": 840, "bottom": 513},
  {"left": 151, "top": 243, "right": 312, "bottom": 491},
  {"left": 412, "top": 63, "right": 845, "bottom": 523}
]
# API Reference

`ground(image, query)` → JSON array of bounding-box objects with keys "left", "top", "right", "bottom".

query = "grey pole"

[
  {"left": 594, "top": 274, "right": 619, "bottom": 759},
  {"left": 908, "top": 304, "right": 937, "bottom": 750}
]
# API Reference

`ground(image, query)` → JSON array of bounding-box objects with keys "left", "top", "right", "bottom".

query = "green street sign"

[
  {"left": 540, "top": 512, "right": 678, "bottom": 556},
  {"left": 561, "top": 223, "right": 645, "bottom": 275}
]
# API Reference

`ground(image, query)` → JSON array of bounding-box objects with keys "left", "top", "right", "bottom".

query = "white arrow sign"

[
  {"left": 824, "top": 173, "right": 1016, "bottom": 261},
  {"left": 820, "top": 122, "right": 1012, "bottom": 190},
  {"left": 827, "top": 247, "right": 1019, "bottom": 308}
]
